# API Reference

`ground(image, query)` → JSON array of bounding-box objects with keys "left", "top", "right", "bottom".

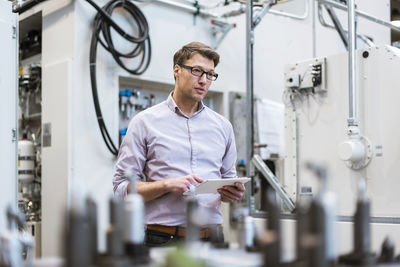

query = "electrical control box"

[{"left": 284, "top": 57, "right": 327, "bottom": 93}]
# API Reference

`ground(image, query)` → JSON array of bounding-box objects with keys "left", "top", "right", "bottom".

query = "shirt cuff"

[{"left": 114, "top": 180, "right": 130, "bottom": 199}]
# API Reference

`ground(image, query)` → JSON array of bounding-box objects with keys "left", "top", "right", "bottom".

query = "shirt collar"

[{"left": 166, "top": 91, "right": 205, "bottom": 117}]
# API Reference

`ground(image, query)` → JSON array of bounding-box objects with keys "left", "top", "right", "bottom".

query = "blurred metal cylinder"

[
  {"left": 65, "top": 209, "right": 90, "bottom": 267},
  {"left": 185, "top": 195, "right": 200, "bottom": 244},
  {"left": 263, "top": 188, "right": 281, "bottom": 267},
  {"left": 354, "top": 199, "right": 370, "bottom": 255},
  {"left": 107, "top": 198, "right": 124, "bottom": 256},
  {"left": 296, "top": 202, "right": 309, "bottom": 262},
  {"left": 86, "top": 198, "right": 98, "bottom": 264},
  {"left": 123, "top": 194, "right": 144, "bottom": 245}
]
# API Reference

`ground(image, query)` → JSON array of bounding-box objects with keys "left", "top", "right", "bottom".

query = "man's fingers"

[
  {"left": 222, "top": 186, "right": 244, "bottom": 198},
  {"left": 234, "top": 182, "right": 246, "bottom": 192},
  {"left": 218, "top": 188, "right": 241, "bottom": 201},
  {"left": 218, "top": 189, "right": 235, "bottom": 202},
  {"left": 192, "top": 174, "right": 204, "bottom": 183},
  {"left": 186, "top": 176, "right": 201, "bottom": 186}
]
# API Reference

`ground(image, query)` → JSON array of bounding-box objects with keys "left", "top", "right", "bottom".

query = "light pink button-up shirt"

[{"left": 113, "top": 92, "right": 237, "bottom": 226}]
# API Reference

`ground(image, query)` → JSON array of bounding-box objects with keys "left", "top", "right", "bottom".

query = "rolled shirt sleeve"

[
  {"left": 113, "top": 115, "right": 147, "bottom": 199},
  {"left": 221, "top": 122, "right": 237, "bottom": 178}
]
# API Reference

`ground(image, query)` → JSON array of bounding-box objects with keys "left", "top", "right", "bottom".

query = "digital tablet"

[{"left": 183, "top": 177, "right": 251, "bottom": 196}]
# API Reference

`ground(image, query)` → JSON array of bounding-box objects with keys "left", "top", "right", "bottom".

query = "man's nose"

[{"left": 198, "top": 73, "right": 207, "bottom": 84}]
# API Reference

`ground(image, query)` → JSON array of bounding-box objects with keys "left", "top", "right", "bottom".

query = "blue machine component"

[
  {"left": 119, "top": 128, "right": 128, "bottom": 136},
  {"left": 119, "top": 89, "right": 132, "bottom": 97}
]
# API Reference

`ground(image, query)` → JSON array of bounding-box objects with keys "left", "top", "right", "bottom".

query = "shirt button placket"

[
  {"left": 187, "top": 119, "right": 194, "bottom": 173},
  {"left": 190, "top": 119, "right": 197, "bottom": 173}
]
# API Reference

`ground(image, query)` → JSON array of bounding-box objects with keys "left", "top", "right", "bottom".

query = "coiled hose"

[{"left": 86, "top": 0, "right": 151, "bottom": 156}]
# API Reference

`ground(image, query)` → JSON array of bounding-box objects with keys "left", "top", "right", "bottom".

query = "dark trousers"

[{"left": 144, "top": 229, "right": 213, "bottom": 247}]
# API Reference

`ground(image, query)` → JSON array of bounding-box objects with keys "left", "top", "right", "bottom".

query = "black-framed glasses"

[{"left": 178, "top": 64, "right": 218, "bottom": 81}]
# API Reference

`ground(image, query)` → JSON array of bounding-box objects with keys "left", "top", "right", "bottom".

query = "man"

[{"left": 113, "top": 42, "right": 245, "bottom": 247}]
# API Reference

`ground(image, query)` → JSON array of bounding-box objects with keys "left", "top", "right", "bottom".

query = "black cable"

[{"left": 86, "top": 0, "right": 151, "bottom": 156}]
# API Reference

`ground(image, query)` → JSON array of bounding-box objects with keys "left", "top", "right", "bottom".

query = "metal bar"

[
  {"left": 246, "top": 0, "right": 254, "bottom": 204},
  {"left": 253, "top": 1, "right": 274, "bottom": 27},
  {"left": 358, "top": 34, "right": 375, "bottom": 47},
  {"left": 317, "top": 3, "right": 375, "bottom": 48},
  {"left": 316, "top": 0, "right": 400, "bottom": 32},
  {"left": 252, "top": 155, "right": 295, "bottom": 211},
  {"left": 252, "top": 211, "right": 400, "bottom": 224},
  {"left": 348, "top": 0, "right": 357, "bottom": 126},
  {"left": 312, "top": 0, "right": 316, "bottom": 57},
  {"left": 154, "top": 0, "right": 309, "bottom": 21},
  {"left": 269, "top": 0, "right": 309, "bottom": 20},
  {"left": 12, "top": 0, "right": 47, "bottom": 14},
  {"left": 324, "top": 4, "right": 348, "bottom": 49},
  {"left": 151, "top": 0, "right": 218, "bottom": 18},
  {"left": 295, "top": 115, "right": 300, "bottom": 203},
  {"left": 214, "top": 24, "right": 235, "bottom": 50}
]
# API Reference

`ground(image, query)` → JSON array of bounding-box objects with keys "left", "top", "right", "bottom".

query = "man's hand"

[
  {"left": 217, "top": 182, "right": 245, "bottom": 203},
  {"left": 164, "top": 174, "right": 204, "bottom": 194}
]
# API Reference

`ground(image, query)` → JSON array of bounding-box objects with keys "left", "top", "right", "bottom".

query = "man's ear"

[{"left": 173, "top": 64, "right": 180, "bottom": 79}]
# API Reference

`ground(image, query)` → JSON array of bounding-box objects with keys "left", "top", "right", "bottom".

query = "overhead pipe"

[
  {"left": 316, "top": 0, "right": 400, "bottom": 32},
  {"left": 246, "top": 0, "right": 254, "bottom": 196},
  {"left": 152, "top": 0, "right": 309, "bottom": 21},
  {"left": 347, "top": 0, "right": 357, "bottom": 126},
  {"left": 337, "top": 0, "right": 372, "bottom": 170},
  {"left": 317, "top": 4, "right": 375, "bottom": 48},
  {"left": 253, "top": 1, "right": 275, "bottom": 27},
  {"left": 12, "top": 0, "right": 48, "bottom": 14},
  {"left": 323, "top": 4, "right": 348, "bottom": 49},
  {"left": 150, "top": 0, "right": 218, "bottom": 17},
  {"left": 269, "top": 0, "right": 309, "bottom": 20}
]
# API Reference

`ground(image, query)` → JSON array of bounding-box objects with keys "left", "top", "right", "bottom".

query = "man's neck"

[{"left": 172, "top": 91, "right": 199, "bottom": 118}]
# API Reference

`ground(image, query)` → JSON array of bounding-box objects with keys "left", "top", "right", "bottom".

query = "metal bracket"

[
  {"left": 253, "top": 0, "right": 277, "bottom": 27},
  {"left": 12, "top": 26, "right": 16, "bottom": 39},
  {"left": 12, "top": 128, "right": 17, "bottom": 142},
  {"left": 210, "top": 19, "right": 236, "bottom": 50},
  {"left": 252, "top": 155, "right": 295, "bottom": 212}
]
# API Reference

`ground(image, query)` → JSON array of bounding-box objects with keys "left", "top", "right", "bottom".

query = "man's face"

[{"left": 174, "top": 53, "right": 215, "bottom": 103}]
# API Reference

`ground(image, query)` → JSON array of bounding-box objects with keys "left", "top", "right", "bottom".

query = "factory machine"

[
  {"left": 2, "top": 0, "right": 400, "bottom": 266},
  {"left": 16, "top": 13, "right": 42, "bottom": 258},
  {"left": 282, "top": 45, "right": 400, "bottom": 227}
]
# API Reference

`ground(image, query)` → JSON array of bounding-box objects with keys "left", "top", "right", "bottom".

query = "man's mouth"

[{"left": 195, "top": 87, "right": 205, "bottom": 94}]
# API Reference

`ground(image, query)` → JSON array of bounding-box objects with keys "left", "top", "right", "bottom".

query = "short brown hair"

[{"left": 173, "top": 42, "right": 220, "bottom": 68}]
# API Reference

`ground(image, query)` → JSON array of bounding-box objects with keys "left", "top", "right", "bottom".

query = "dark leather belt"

[{"left": 146, "top": 224, "right": 222, "bottom": 239}]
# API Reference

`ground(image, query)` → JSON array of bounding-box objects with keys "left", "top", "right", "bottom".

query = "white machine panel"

[
  {"left": 0, "top": 1, "right": 18, "bottom": 233},
  {"left": 283, "top": 46, "right": 400, "bottom": 218},
  {"left": 284, "top": 57, "right": 327, "bottom": 92}
]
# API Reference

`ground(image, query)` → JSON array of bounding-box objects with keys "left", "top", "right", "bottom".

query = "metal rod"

[
  {"left": 269, "top": 0, "right": 309, "bottom": 20},
  {"left": 246, "top": 0, "right": 254, "bottom": 183},
  {"left": 252, "top": 155, "right": 295, "bottom": 211},
  {"left": 324, "top": 4, "right": 348, "bottom": 49},
  {"left": 317, "top": 4, "right": 375, "bottom": 48},
  {"left": 151, "top": 0, "right": 218, "bottom": 18},
  {"left": 316, "top": 0, "right": 400, "bottom": 32},
  {"left": 153, "top": 0, "right": 309, "bottom": 22},
  {"left": 12, "top": 0, "right": 47, "bottom": 14},
  {"left": 347, "top": 0, "right": 357, "bottom": 126},
  {"left": 253, "top": 1, "right": 273, "bottom": 27},
  {"left": 312, "top": 0, "right": 316, "bottom": 57},
  {"left": 295, "top": 115, "right": 300, "bottom": 203}
]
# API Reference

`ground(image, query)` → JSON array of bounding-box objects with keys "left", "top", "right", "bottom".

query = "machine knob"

[{"left": 338, "top": 140, "right": 365, "bottom": 162}]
